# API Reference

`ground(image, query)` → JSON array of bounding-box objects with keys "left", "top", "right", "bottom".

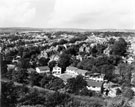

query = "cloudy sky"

[{"left": 0, "top": 0, "right": 135, "bottom": 29}]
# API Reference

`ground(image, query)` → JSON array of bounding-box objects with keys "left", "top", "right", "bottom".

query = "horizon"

[
  {"left": 0, "top": 27, "right": 135, "bottom": 33},
  {"left": 0, "top": 27, "right": 135, "bottom": 30}
]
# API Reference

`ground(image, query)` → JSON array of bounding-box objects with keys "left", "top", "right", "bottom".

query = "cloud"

[
  {"left": 49, "top": 0, "right": 135, "bottom": 29},
  {"left": 0, "top": 0, "right": 134, "bottom": 29},
  {"left": 0, "top": 0, "right": 36, "bottom": 27}
]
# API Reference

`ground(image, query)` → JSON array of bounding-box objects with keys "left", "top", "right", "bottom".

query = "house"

[
  {"left": 16, "top": 55, "right": 21, "bottom": 59},
  {"left": 27, "top": 68, "right": 36, "bottom": 73},
  {"left": 36, "top": 66, "right": 50, "bottom": 73},
  {"left": 59, "top": 73, "right": 74, "bottom": 84},
  {"left": 86, "top": 73, "right": 105, "bottom": 82},
  {"left": 52, "top": 66, "right": 62, "bottom": 77},
  {"left": 50, "top": 54, "right": 59, "bottom": 62},
  {"left": 66, "top": 66, "right": 88, "bottom": 77},
  {"left": 66, "top": 66, "right": 78, "bottom": 76},
  {"left": 7, "top": 64, "right": 15, "bottom": 71},
  {"left": 75, "top": 69, "right": 88, "bottom": 76},
  {"left": 86, "top": 79, "right": 103, "bottom": 92},
  {"left": 102, "top": 81, "right": 120, "bottom": 97}
]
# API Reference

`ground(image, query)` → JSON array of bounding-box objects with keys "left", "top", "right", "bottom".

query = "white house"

[
  {"left": 52, "top": 66, "right": 62, "bottom": 77},
  {"left": 66, "top": 66, "right": 88, "bottom": 77},
  {"left": 86, "top": 79, "right": 103, "bottom": 92},
  {"left": 66, "top": 66, "right": 78, "bottom": 76},
  {"left": 36, "top": 66, "right": 50, "bottom": 73},
  {"left": 86, "top": 73, "right": 105, "bottom": 82},
  {"left": 7, "top": 64, "right": 15, "bottom": 71},
  {"left": 75, "top": 69, "right": 88, "bottom": 76}
]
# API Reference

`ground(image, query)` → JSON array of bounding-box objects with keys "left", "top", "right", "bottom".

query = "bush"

[{"left": 123, "top": 88, "right": 134, "bottom": 99}]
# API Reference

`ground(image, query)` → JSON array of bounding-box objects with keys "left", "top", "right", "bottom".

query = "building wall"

[
  {"left": 36, "top": 68, "right": 40, "bottom": 73},
  {"left": 66, "top": 69, "right": 78, "bottom": 76},
  {"left": 86, "top": 86, "right": 101, "bottom": 91},
  {"left": 52, "top": 67, "right": 61, "bottom": 75}
]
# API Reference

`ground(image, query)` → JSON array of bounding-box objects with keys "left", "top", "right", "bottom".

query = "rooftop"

[
  {"left": 86, "top": 79, "right": 103, "bottom": 87},
  {"left": 37, "top": 66, "right": 50, "bottom": 71},
  {"left": 27, "top": 68, "right": 36, "bottom": 73},
  {"left": 66, "top": 66, "right": 78, "bottom": 71},
  {"left": 76, "top": 69, "right": 88, "bottom": 74},
  {"left": 59, "top": 73, "right": 73, "bottom": 82}
]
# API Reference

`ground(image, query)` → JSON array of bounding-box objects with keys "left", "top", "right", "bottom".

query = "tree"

[
  {"left": 40, "top": 74, "right": 53, "bottom": 87},
  {"left": 77, "top": 58, "right": 96, "bottom": 71},
  {"left": 100, "top": 64, "right": 115, "bottom": 81},
  {"left": 1, "top": 82, "right": 18, "bottom": 107},
  {"left": 18, "top": 89, "right": 46, "bottom": 106},
  {"left": 17, "top": 58, "right": 30, "bottom": 69},
  {"left": 58, "top": 53, "right": 72, "bottom": 73},
  {"left": 29, "top": 72, "right": 43, "bottom": 86},
  {"left": 71, "top": 57, "right": 80, "bottom": 67},
  {"left": 116, "top": 88, "right": 122, "bottom": 95},
  {"left": 117, "top": 63, "right": 132, "bottom": 86},
  {"left": 95, "top": 43, "right": 107, "bottom": 55},
  {"left": 108, "top": 55, "right": 122, "bottom": 66},
  {"left": 48, "top": 60, "right": 56, "bottom": 72},
  {"left": 57, "top": 45, "right": 65, "bottom": 52},
  {"left": 46, "top": 92, "right": 71, "bottom": 107},
  {"left": 108, "top": 38, "right": 116, "bottom": 44},
  {"left": 66, "top": 75, "right": 87, "bottom": 94},
  {"left": 40, "top": 75, "right": 65, "bottom": 91},
  {"left": 1, "top": 60, "right": 8, "bottom": 78},
  {"left": 110, "top": 38, "right": 128, "bottom": 57},
  {"left": 123, "top": 88, "right": 134, "bottom": 99},
  {"left": 58, "top": 39, "right": 68, "bottom": 45},
  {"left": 47, "top": 77, "right": 65, "bottom": 91},
  {"left": 12, "top": 69, "right": 28, "bottom": 84},
  {"left": 38, "top": 57, "right": 49, "bottom": 66},
  {"left": 79, "top": 87, "right": 93, "bottom": 97},
  {"left": 64, "top": 46, "right": 79, "bottom": 56}
]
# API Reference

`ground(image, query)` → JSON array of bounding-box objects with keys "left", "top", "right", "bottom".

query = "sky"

[{"left": 0, "top": 0, "right": 135, "bottom": 29}]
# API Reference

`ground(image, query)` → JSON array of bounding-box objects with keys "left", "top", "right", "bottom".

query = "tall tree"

[
  {"left": 48, "top": 60, "right": 57, "bottom": 72},
  {"left": 1, "top": 82, "right": 18, "bottom": 107},
  {"left": 110, "top": 38, "right": 128, "bottom": 57},
  {"left": 66, "top": 75, "right": 87, "bottom": 94},
  {"left": 118, "top": 63, "right": 132, "bottom": 86},
  {"left": 58, "top": 53, "right": 72, "bottom": 72},
  {"left": 12, "top": 69, "right": 28, "bottom": 83}
]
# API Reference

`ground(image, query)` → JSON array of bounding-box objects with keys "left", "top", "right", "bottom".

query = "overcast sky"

[{"left": 0, "top": 0, "right": 135, "bottom": 29}]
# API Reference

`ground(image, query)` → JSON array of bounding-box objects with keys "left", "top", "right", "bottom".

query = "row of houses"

[
  {"left": 28, "top": 66, "right": 105, "bottom": 92},
  {"left": 7, "top": 62, "right": 121, "bottom": 98}
]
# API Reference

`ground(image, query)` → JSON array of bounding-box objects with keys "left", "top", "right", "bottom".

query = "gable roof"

[
  {"left": 86, "top": 79, "right": 103, "bottom": 87},
  {"left": 37, "top": 66, "right": 50, "bottom": 71},
  {"left": 66, "top": 66, "right": 78, "bottom": 71},
  {"left": 76, "top": 69, "right": 88, "bottom": 75},
  {"left": 7, "top": 64, "right": 15, "bottom": 70},
  {"left": 53, "top": 66, "right": 61, "bottom": 69},
  {"left": 27, "top": 68, "right": 35, "bottom": 73},
  {"left": 59, "top": 73, "right": 73, "bottom": 82}
]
